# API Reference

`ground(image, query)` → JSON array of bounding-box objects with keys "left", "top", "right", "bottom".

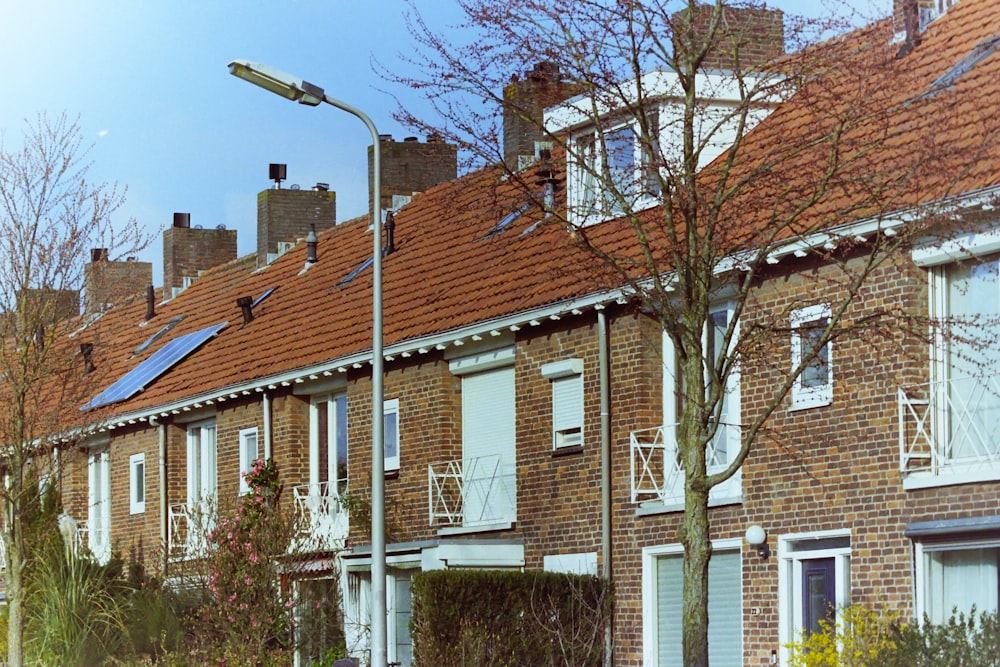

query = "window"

[
  {"left": 345, "top": 566, "right": 415, "bottom": 667},
  {"left": 790, "top": 304, "right": 832, "bottom": 410},
  {"left": 238, "top": 428, "right": 259, "bottom": 495},
  {"left": 186, "top": 420, "right": 217, "bottom": 518},
  {"left": 570, "top": 117, "right": 660, "bottom": 225},
  {"left": 916, "top": 537, "right": 1000, "bottom": 624},
  {"left": 310, "top": 395, "right": 348, "bottom": 494},
  {"left": 643, "top": 540, "right": 742, "bottom": 666},
  {"left": 777, "top": 531, "right": 851, "bottom": 662},
  {"left": 129, "top": 453, "right": 146, "bottom": 514},
  {"left": 637, "top": 304, "right": 740, "bottom": 507},
  {"left": 384, "top": 398, "right": 400, "bottom": 473},
  {"left": 541, "top": 359, "right": 584, "bottom": 449},
  {"left": 88, "top": 447, "right": 111, "bottom": 563}
]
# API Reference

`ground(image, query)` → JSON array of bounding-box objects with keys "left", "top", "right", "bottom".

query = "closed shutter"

[
  {"left": 462, "top": 366, "right": 516, "bottom": 523},
  {"left": 552, "top": 374, "right": 583, "bottom": 444},
  {"left": 656, "top": 550, "right": 741, "bottom": 666}
]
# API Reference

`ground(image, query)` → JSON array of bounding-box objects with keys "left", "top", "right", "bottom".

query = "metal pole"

[
  {"left": 321, "top": 94, "right": 386, "bottom": 667},
  {"left": 598, "top": 310, "right": 613, "bottom": 667}
]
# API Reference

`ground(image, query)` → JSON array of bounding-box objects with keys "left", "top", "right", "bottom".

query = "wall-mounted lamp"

[{"left": 745, "top": 524, "right": 770, "bottom": 559}]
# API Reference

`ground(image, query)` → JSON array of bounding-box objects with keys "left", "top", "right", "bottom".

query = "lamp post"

[{"left": 228, "top": 60, "right": 387, "bottom": 667}]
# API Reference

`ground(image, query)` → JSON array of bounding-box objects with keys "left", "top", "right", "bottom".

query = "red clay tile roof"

[{"left": 64, "top": 0, "right": 1000, "bottom": 426}]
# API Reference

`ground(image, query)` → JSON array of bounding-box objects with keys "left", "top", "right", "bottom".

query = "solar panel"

[{"left": 81, "top": 321, "right": 228, "bottom": 411}]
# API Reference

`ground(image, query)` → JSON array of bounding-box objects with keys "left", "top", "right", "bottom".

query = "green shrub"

[{"left": 411, "top": 569, "right": 612, "bottom": 667}]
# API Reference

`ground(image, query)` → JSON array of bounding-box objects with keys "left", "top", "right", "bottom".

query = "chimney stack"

[
  {"left": 163, "top": 213, "right": 237, "bottom": 298},
  {"left": 503, "top": 62, "right": 580, "bottom": 169},
  {"left": 368, "top": 134, "right": 458, "bottom": 217},
  {"left": 83, "top": 248, "right": 153, "bottom": 316},
  {"left": 256, "top": 168, "right": 337, "bottom": 268},
  {"left": 672, "top": 4, "right": 784, "bottom": 73}
]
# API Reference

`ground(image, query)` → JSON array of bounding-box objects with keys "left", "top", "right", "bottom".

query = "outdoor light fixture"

[
  {"left": 229, "top": 59, "right": 387, "bottom": 667},
  {"left": 745, "top": 524, "right": 770, "bottom": 559}
]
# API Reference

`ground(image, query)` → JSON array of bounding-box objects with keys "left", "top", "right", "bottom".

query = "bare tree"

[
  {"left": 0, "top": 112, "right": 146, "bottom": 667},
  {"left": 389, "top": 1, "right": 1000, "bottom": 664}
]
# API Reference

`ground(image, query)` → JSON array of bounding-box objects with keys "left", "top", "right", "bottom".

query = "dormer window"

[{"left": 569, "top": 116, "right": 661, "bottom": 226}]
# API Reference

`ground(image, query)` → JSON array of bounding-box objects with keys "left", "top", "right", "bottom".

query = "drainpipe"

[
  {"left": 263, "top": 391, "right": 273, "bottom": 460},
  {"left": 153, "top": 417, "right": 167, "bottom": 575},
  {"left": 598, "top": 309, "right": 613, "bottom": 667}
]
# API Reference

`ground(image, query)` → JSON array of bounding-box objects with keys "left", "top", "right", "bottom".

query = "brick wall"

[
  {"left": 108, "top": 428, "right": 161, "bottom": 565},
  {"left": 502, "top": 62, "right": 580, "bottom": 167},
  {"left": 163, "top": 226, "right": 237, "bottom": 298},
  {"left": 367, "top": 136, "right": 457, "bottom": 216},
  {"left": 256, "top": 188, "right": 337, "bottom": 268},
  {"left": 673, "top": 4, "right": 784, "bottom": 72},
  {"left": 83, "top": 256, "right": 152, "bottom": 315}
]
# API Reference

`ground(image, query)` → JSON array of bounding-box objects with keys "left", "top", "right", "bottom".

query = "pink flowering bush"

[{"left": 196, "top": 458, "right": 295, "bottom": 665}]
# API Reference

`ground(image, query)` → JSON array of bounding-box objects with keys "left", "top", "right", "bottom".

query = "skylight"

[
  {"left": 133, "top": 316, "right": 185, "bottom": 357},
  {"left": 81, "top": 321, "right": 228, "bottom": 411},
  {"left": 928, "top": 34, "right": 1000, "bottom": 94},
  {"left": 478, "top": 200, "right": 535, "bottom": 241},
  {"left": 251, "top": 287, "right": 277, "bottom": 308},
  {"left": 337, "top": 256, "right": 375, "bottom": 287}
]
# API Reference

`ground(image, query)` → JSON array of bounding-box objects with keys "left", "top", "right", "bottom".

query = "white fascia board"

[{"left": 544, "top": 69, "right": 776, "bottom": 134}]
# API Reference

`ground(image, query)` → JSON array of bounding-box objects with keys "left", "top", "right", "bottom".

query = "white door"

[{"left": 461, "top": 366, "right": 516, "bottom": 525}]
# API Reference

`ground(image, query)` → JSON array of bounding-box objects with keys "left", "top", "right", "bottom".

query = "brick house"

[{"left": 6, "top": 1, "right": 1000, "bottom": 666}]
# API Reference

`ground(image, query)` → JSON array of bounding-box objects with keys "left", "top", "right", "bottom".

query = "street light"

[{"left": 229, "top": 59, "right": 387, "bottom": 667}]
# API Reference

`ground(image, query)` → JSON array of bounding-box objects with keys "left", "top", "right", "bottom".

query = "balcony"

[
  {"left": 899, "top": 374, "right": 1000, "bottom": 485},
  {"left": 292, "top": 482, "right": 348, "bottom": 553},
  {"left": 168, "top": 501, "right": 216, "bottom": 561},
  {"left": 428, "top": 454, "right": 516, "bottom": 529},
  {"left": 630, "top": 423, "right": 741, "bottom": 508}
]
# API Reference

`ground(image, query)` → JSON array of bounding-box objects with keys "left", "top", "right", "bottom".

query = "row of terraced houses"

[{"left": 5, "top": 0, "right": 1000, "bottom": 665}]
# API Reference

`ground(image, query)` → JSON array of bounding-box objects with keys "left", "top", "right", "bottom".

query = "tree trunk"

[
  {"left": 680, "top": 479, "right": 712, "bottom": 667},
  {"left": 6, "top": 530, "right": 24, "bottom": 667}
]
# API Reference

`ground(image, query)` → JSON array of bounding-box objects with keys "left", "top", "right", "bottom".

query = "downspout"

[
  {"left": 598, "top": 309, "right": 613, "bottom": 667},
  {"left": 263, "top": 391, "right": 273, "bottom": 460},
  {"left": 154, "top": 417, "right": 167, "bottom": 576}
]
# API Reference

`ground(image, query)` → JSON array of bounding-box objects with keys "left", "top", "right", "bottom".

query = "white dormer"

[{"left": 545, "top": 69, "right": 781, "bottom": 226}]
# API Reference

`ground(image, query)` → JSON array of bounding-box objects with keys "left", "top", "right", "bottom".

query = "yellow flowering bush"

[{"left": 786, "top": 605, "right": 899, "bottom": 667}]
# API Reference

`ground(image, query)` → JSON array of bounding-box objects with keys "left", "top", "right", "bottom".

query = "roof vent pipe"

[
  {"left": 173, "top": 212, "right": 191, "bottom": 229},
  {"left": 80, "top": 343, "right": 95, "bottom": 374},
  {"left": 383, "top": 211, "right": 396, "bottom": 256},
  {"left": 237, "top": 296, "right": 254, "bottom": 325},
  {"left": 306, "top": 224, "right": 318, "bottom": 263},
  {"left": 145, "top": 285, "right": 156, "bottom": 321}
]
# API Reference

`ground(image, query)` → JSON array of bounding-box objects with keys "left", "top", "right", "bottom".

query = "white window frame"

[
  {"left": 88, "top": 447, "right": 111, "bottom": 563},
  {"left": 568, "top": 116, "right": 660, "bottom": 226},
  {"left": 309, "top": 393, "right": 349, "bottom": 495},
  {"left": 129, "top": 452, "right": 146, "bottom": 514},
  {"left": 790, "top": 303, "right": 833, "bottom": 410},
  {"left": 238, "top": 427, "right": 259, "bottom": 495},
  {"left": 541, "top": 358, "right": 584, "bottom": 450},
  {"left": 186, "top": 420, "right": 217, "bottom": 508},
  {"left": 777, "top": 529, "right": 851, "bottom": 664},
  {"left": 343, "top": 558, "right": 419, "bottom": 667},
  {"left": 642, "top": 538, "right": 742, "bottom": 666},
  {"left": 660, "top": 303, "right": 741, "bottom": 507},
  {"left": 914, "top": 535, "right": 1000, "bottom": 624},
  {"left": 384, "top": 398, "right": 400, "bottom": 473}
]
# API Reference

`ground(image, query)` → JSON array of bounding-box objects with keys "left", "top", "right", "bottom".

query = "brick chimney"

[
  {"left": 163, "top": 213, "right": 237, "bottom": 298},
  {"left": 256, "top": 186, "right": 337, "bottom": 268},
  {"left": 83, "top": 248, "right": 153, "bottom": 315},
  {"left": 894, "top": 0, "right": 946, "bottom": 48},
  {"left": 14, "top": 288, "right": 80, "bottom": 324},
  {"left": 673, "top": 4, "right": 784, "bottom": 72},
  {"left": 367, "top": 134, "right": 458, "bottom": 215},
  {"left": 503, "top": 62, "right": 580, "bottom": 169}
]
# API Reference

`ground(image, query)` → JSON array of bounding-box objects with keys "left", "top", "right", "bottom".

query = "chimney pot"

[
  {"left": 379, "top": 134, "right": 393, "bottom": 142},
  {"left": 269, "top": 163, "right": 287, "bottom": 189},
  {"left": 173, "top": 212, "right": 191, "bottom": 229},
  {"left": 314, "top": 182, "right": 330, "bottom": 192},
  {"left": 90, "top": 248, "right": 109, "bottom": 263},
  {"left": 404, "top": 136, "right": 419, "bottom": 142}
]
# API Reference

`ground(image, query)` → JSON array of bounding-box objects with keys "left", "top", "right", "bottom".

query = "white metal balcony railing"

[
  {"left": 899, "top": 374, "right": 1000, "bottom": 476},
  {"left": 630, "top": 422, "right": 741, "bottom": 506},
  {"left": 428, "top": 454, "right": 516, "bottom": 527},
  {"left": 168, "top": 501, "right": 216, "bottom": 561},
  {"left": 292, "top": 481, "right": 348, "bottom": 552}
]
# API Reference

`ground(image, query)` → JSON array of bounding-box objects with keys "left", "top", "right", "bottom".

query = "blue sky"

[{"left": 0, "top": 0, "right": 885, "bottom": 284}]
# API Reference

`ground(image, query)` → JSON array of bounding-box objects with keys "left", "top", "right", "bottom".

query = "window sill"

[
  {"left": 552, "top": 444, "right": 584, "bottom": 458},
  {"left": 788, "top": 397, "right": 832, "bottom": 412},
  {"left": 437, "top": 520, "right": 515, "bottom": 536},
  {"left": 384, "top": 469, "right": 400, "bottom": 481},
  {"left": 902, "top": 467, "right": 1000, "bottom": 490},
  {"left": 635, "top": 495, "right": 742, "bottom": 517}
]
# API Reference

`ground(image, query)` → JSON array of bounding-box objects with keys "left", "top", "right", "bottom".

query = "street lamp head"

[{"left": 228, "top": 60, "right": 324, "bottom": 106}]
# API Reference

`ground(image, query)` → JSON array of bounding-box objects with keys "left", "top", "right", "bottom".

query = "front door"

[{"left": 802, "top": 557, "right": 836, "bottom": 636}]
